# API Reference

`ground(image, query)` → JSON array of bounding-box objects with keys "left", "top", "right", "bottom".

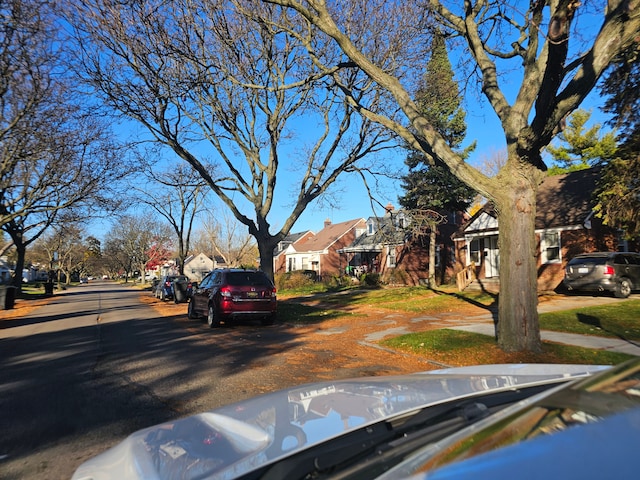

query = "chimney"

[
  {"left": 324, "top": 218, "right": 332, "bottom": 228},
  {"left": 385, "top": 203, "right": 394, "bottom": 214}
]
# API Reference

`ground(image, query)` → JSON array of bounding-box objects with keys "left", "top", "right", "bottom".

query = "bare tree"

[
  {"left": 261, "top": 0, "right": 640, "bottom": 352},
  {"left": 104, "top": 215, "right": 173, "bottom": 283},
  {"left": 193, "top": 209, "right": 258, "bottom": 267},
  {"left": 33, "top": 224, "right": 85, "bottom": 287},
  {"left": 66, "top": 0, "right": 399, "bottom": 280},
  {"left": 0, "top": 0, "right": 131, "bottom": 290},
  {"left": 134, "top": 162, "right": 208, "bottom": 275}
]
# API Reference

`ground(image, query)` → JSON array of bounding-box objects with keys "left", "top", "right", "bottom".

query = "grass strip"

[{"left": 381, "top": 329, "right": 634, "bottom": 366}]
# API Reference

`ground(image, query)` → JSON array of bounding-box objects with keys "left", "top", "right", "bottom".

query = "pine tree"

[
  {"left": 594, "top": 46, "right": 640, "bottom": 238},
  {"left": 398, "top": 33, "right": 476, "bottom": 284}
]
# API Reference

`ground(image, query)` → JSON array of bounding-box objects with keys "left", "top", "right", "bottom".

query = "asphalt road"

[
  {"left": 0, "top": 281, "right": 300, "bottom": 480},
  {"left": 1, "top": 282, "right": 637, "bottom": 479}
]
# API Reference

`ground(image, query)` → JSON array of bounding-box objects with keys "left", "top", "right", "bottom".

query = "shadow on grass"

[
  {"left": 278, "top": 299, "right": 351, "bottom": 325},
  {"left": 577, "top": 312, "right": 640, "bottom": 348},
  {"left": 430, "top": 287, "right": 499, "bottom": 311}
]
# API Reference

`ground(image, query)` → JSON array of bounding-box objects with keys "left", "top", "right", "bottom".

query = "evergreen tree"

[
  {"left": 594, "top": 45, "right": 640, "bottom": 238},
  {"left": 398, "top": 33, "right": 476, "bottom": 285},
  {"left": 545, "top": 109, "right": 617, "bottom": 175},
  {"left": 398, "top": 33, "right": 476, "bottom": 212}
]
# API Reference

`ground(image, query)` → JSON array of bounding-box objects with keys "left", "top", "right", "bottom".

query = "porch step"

[{"left": 465, "top": 278, "right": 500, "bottom": 293}]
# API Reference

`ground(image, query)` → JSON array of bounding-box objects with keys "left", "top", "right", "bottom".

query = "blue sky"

[
  {"left": 105, "top": 7, "right": 610, "bottom": 242},
  {"left": 287, "top": 86, "right": 612, "bottom": 235}
]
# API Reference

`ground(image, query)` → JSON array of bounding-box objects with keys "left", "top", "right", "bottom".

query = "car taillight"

[
  {"left": 603, "top": 265, "right": 615, "bottom": 276},
  {"left": 220, "top": 286, "right": 232, "bottom": 298},
  {"left": 271, "top": 287, "right": 277, "bottom": 298}
]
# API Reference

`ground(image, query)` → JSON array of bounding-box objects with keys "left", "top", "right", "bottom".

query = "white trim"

[{"left": 540, "top": 229, "right": 562, "bottom": 264}]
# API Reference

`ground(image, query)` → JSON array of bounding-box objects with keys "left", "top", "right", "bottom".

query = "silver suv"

[{"left": 563, "top": 252, "right": 640, "bottom": 298}]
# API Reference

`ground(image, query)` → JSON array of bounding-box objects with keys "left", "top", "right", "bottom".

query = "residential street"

[
  {"left": 0, "top": 281, "right": 433, "bottom": 479},
  {"left": 1, "top": 281, "right": 637, "bottom": 479}
]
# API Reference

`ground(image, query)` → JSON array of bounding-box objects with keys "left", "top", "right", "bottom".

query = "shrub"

[
  {"left": 360, "top": 273, "right": 381, "bottom": 286},
  {"left": 275, "top": 271, "right": 317, "bottom": 290}
]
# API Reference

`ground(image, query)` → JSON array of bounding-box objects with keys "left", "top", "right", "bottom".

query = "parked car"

[
  {"left": 187, "top": 268, "right": 277, "bottom": 326},
  {"left": 154, "top": 275, "right": 189, "bottom": 301},
  {"left": 563, "top": 251, "right": 640, "bottom": 298},
  {"left": 72, "top": 359, "right": 640, "bottom": 480}
]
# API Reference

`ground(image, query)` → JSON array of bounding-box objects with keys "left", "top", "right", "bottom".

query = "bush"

[
  {"left": 360, "top": 273, "right": 381, "bottom": 286},
  {"left": 275, "top": 271, "right": 318, "bottom": 290}
]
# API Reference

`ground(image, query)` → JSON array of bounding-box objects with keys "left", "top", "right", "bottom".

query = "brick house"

[
  {"left": 273, "top": 230, "right": 314, "bottom": 275},
  {"left": 281, "top": 218, "right": 366, "bottom": 279},
  {"left": 452, "top": 168, "right": 640, "bottom": 292},
  {"left": 339, "top": 205, "right": 468, "bottom": 285}
]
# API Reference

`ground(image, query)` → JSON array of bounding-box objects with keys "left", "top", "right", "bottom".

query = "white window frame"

[
  {"left": 387, "top": 248, "right": 396, "bottom": 268},
  {"left": 540, "top": 230, "right": 561, "bottom": 264}
]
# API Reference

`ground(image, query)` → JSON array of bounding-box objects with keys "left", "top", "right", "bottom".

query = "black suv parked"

[
  {"left": 563, "top": 252, "right": 640, "bottom": 298},
  {"left": 187, "top": 268, "right": 277, "bottom": 327}
]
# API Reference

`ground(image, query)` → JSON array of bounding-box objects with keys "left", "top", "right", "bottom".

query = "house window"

[
  {"left": 367, "top": 221, "right": 375, "bottom": 235},
  {"left": 288, "top": 257, "right": 296, "bottom": 272},
  {"left": 434, "top": 245, "right": 441, "bottom": 267},
  {"left": 387, "top": 248, "right": 396, "bottom": 268},
  {"left": 469, "top": 238, "right": 482, "bottom": 264},
  {"left": 541, "top": 231, "right": 561, "bottom": 264},
  {"left": 301, "top": 257, "right": 309, "bottom": 270}
]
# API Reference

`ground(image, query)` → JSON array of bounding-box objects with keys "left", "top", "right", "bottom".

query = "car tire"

[
  {"left": 207, "top": 304, "right": 219, "bottom": 328},
  {"left": 615, "top": 278, "right": 632, "bottom": 298},
  {"left": 187, "top": 300, "right": 198, "bottom": 319}
]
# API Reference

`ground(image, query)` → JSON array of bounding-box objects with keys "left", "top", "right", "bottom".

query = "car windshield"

[{"left": 226, "top": 272, "right": 271, "bottom": 286}]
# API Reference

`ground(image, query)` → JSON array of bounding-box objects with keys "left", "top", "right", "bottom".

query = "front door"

[{"left": 485, "top": 235, "right": 499, "bottom": 278}]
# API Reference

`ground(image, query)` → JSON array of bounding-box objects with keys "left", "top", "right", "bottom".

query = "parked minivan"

[{"left": 563, "top": 252, "right": 640, "bottom": 298}]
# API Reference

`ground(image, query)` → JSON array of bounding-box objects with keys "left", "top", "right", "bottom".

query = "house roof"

[
  {"left": 184, "top": 253, "right": 226, "bottom": 265},
  {"left": 273, "top": 231, "right": 314, "bottom": 256},
  {"left": 295, "top": 218, "right": 365, "bottom": 253},
  {"left": 535, "top": 167, "right": 601, "bottom": 229},
  {"left": 456, "top": 167, "right": 602, "bottom": 236},
  {"left": 341, "top": 215, "right": 406, "bottom": 253}
]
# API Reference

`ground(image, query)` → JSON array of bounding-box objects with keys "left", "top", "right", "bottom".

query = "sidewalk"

[
  {"left": 450, "top": 294, "right": 640, "bottom": 356},
  {"left": 452, "top": 324, "right": 640, "bottom": 356}
]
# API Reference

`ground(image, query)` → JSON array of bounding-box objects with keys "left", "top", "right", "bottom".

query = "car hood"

[{"left": 71, "top": 364, "right": 608, "bottom": 480}]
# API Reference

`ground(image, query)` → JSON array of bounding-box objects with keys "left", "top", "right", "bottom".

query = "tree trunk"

[
  {"left": 494, "top": 174, "right": 542, "bottom": 353},
  {"left": 256, "top": 235, "right": 277, "bottom": 282},
  {"left": 428, "top": 228, "right": 436, "bottom": 287},
  {"left": 11, "top": 241, "right": 26, "bottom": 293}
]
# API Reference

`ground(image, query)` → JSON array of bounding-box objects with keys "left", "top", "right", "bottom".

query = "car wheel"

[
  {"left": 187, "top": 300, "right": 198, "bottom": 319},
  {"left": 261, "top": 314, "right": 276, "bottom": 326},
  {"left": 207, "top": 304, "right": 220, "bottom": 328},
  {"left": 615, "top": 278, "right": 632, "bottom": 298}
]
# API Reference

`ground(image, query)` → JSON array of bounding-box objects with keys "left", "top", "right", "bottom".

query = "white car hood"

[{"left": 72, "top": 364, "right": 608, "bottom": 480}]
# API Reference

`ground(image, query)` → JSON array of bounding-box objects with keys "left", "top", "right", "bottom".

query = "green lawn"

[
  {"left": 380, "top": 329, "right": 633, "bottom": 366},
  {"left": 280, "top": 285, "right": 496, "bottom": 315},
  {"left": 279, "top": 285, "right": 640, "bottom": 365},
  {"left": 539, "top": 300, "right": 640, "bottom": 341}
]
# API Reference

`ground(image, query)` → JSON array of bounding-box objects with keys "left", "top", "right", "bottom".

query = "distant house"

[
  {"left": 282, "top": 218, "right": 366, "bottom": 279},
  {"left": 1, "top": 257, "right": 12, "bottom": 283},
  {"left": 339, "top": 205, "right": 467, "bottom": 285},
  {"left": 452, "top": 168, "right": 640, "bottom": 292},
  {"left": 273, "top": 230, "right": 314, "bottom": 275},
  {"left": 183, "top": 253, "right": 227, "bottom": 282}
]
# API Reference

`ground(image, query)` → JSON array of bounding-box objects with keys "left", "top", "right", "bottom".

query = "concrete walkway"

[
  {"left": 450, "top": 294, "right": 640, "bottom": 356},
  {"left": 452, "top": 323, "right": 640, "bottom": 356}
]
